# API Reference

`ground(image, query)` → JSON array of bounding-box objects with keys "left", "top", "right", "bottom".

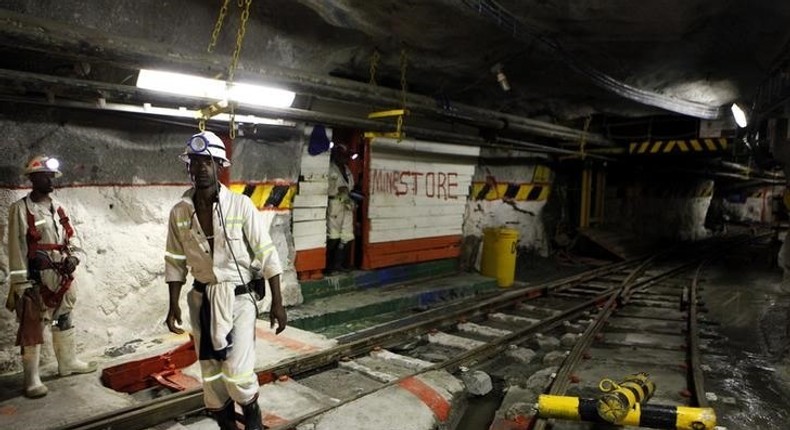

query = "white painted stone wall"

[
  {"left": 462, "top": 152, "right": 553, "bottom": 258},
  {"left": 293, "top": 127, "right": 331, "bottom": 252},
  {"left": 0, "top": 110, "right": 303, "bottom": 374},
  {"left": 0, "top": 186, "right": 177, "bottom": 372},
  {"left": 721, "top": 187, "right": 781, "bottom": 223}
]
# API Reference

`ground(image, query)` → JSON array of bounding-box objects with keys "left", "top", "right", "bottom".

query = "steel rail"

[
  {"left": 266, "top": 287, "right": 619, "bottom": 430},
  {"left": 688, "top": 261, "right": 710, "bottom": 408},
  {"left": 530, "top": 259, "right": 703, "bottom": 430},
  {"left": 270, "top": 259, "right": 697, "bottom": 430},
  {"left": 64, "top": 258, "right": 646, "bottom": 430}
]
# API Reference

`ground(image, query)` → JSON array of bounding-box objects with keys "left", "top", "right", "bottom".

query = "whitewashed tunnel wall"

[
  {"left": 463, "top": 150, "right": 554, "bottom": 268},
  {"left": 0, "top": 106, "right": 304, "bottom": 374},
  {"left": 292, "top": 128, "right": 331, "bottom": 278}
]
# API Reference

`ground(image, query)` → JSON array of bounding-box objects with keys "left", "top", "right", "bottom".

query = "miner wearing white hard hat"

[
  {"left": 5, "top": 155, "right": 97, "bottom": 399},
  {"left": 163, "top": 131, "right": 285, "bottom": 430}
]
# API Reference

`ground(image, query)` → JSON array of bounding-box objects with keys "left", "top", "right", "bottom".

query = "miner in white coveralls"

[
  {"left": 164, "top": 131, "right": 286, "bottom": 430},
  {"left": 6, "top": 155, "right": 97, "bottom": 399},
  {"left": 326, "top": 143, "right": 356, "bottom": 274}
]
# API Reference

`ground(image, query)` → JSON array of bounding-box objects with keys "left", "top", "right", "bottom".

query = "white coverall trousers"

[
  {"left": 187, "top": 286, "right": 259, "bottom": 409},
  {"left": 327, "top": 198, "right": 354, "bottom": 244}
]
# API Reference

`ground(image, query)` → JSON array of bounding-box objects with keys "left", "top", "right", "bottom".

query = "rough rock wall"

[
  {"left": 0, "top": 106, "right": 303, "bottom": 374},
  {"left": 604, "top": 180, "right": 713, "bottom": 241},
  {"left": 0, "top": 186, "right": 181, "bottom": 373}
]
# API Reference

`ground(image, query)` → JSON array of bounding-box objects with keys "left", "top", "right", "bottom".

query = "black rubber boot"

[
  {"left": 332, "top": 241, "right": 347, "bottom": 273},
  {"left": 326, "top": 238, "right": 340, "bottom": 275},
  {"left": 242, "top": 395, "right": 264, "bottom": 430},
  {"left": 339, "top": 240, "right": 353, "bottom": 272},
  {"left": 211, "top": 400, "right": 237, "bottom": 430}
]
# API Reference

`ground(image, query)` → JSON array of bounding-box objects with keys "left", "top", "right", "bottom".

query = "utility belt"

[{"left": 193, "top": 280, "right": 251, "bottom": 296}]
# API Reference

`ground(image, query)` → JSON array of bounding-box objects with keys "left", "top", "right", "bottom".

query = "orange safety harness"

[{"left": 24, "top": 199, "right": 75, "bottom": 308}]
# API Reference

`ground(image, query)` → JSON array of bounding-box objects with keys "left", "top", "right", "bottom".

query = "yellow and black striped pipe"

[
  {"left": 538, "top": 394, "right": 716, "bottom": 430},
  {"left": 597, "top": 372, "right": 656, "bottom": 423}
]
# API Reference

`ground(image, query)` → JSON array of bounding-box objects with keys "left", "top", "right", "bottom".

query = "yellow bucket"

[{"left": 481, "top": 227, "right": 519, "bottom": 287}]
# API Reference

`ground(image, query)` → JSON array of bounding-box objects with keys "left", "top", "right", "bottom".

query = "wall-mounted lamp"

[
  {"left": 136, "top": 69, "right": 296, "bottom": 108},
  {"left": 491, "top": 63, "right": 511, "bottom": 92},
  {"left": 731, "top": 103, "right": 748, "bottom": 128}
]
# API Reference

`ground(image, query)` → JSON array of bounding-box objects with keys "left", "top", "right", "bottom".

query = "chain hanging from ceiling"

[
  {"left": 199, "top": 0, "right": 253, "bottom": 138},
  {"left": 365, "top": 46, "right": 410, "bottom": 142}
]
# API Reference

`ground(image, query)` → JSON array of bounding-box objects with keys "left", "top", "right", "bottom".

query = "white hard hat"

[
  {"left": 180, "top": 131, "right": 231, "bottom": 167},
  {"left": 24, "top": 155, "right": 62, "bottom": 177}
]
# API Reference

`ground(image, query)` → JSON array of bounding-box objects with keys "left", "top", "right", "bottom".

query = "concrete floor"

[{"left": 699, "top": 240, "right": 790, "bottom": 429}]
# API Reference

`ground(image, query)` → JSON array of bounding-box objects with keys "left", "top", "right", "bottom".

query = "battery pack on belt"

[{"left": 193, "top": 281, "right": 250, "bottom": 296}]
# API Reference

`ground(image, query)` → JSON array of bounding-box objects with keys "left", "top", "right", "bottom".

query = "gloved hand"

[{"left": 62, "top": 256, "right": 79, "bottom": 274}]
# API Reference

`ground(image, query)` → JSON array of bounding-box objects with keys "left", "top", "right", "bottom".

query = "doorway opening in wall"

[{"left": 327, "top": 128, "right": 366, "bottom": 274}]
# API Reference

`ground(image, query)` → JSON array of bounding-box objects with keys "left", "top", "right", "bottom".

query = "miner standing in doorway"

[
  {"left": 6, "top": 155, "right": 97, "bottom": 398},
  {"left": 164, "top": 131, "right": 286, "bottom": 430},
  {"left": 326, "top": 143, "right": 356, "bottom": 275}
]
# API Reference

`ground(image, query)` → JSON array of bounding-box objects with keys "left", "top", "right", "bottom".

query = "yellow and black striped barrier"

[
  {"left": 629, "top": 138, "right": 728, "bottom": 155},
  {"left": 537, "top": 394, "right": 716, "bottom": 430},
  {"left": 229, "top": 182, "right": 296, "bottom": 210},
  {"left": 471, "top": 182, "right": 551, "bottom": 202}
]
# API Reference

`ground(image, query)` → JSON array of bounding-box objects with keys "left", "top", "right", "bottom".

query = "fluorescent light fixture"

[
  {"left": 136, "top": 69, "right": 295, "bottom": 108},
  {"left": 92, "top": 100, "right": 294, "bottom": 126},
  {"left": 731, "top": 103, "right": 748, "bottom": 128}
]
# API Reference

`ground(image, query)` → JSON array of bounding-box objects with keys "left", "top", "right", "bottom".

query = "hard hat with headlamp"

[
  {"left": 180, "top": 131, "right": 231, "bottom": 167},
  {"left": 24, "top": 155, "right": 62, "bottom": 177}
]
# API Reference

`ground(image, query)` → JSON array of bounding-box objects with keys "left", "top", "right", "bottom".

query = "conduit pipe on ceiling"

[
  {"left": 714, "top": 160, "right": 785, "bottom": 179},
  {"left": 0, "top": 9, "right": 612, "bottom": 147},
  {"left": 462, "top": 0, "right": 723, "bottom": 120},
  {"left": 232, "top": 65, "right": 613, "bottom": 145},
  {"left": 687, "top": 170, "right": 785, "bottom": 184},
  {"left": 0, "top": 90, "right": 614, "bottom": 161}
]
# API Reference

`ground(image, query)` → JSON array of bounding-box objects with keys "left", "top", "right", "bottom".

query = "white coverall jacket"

[
  {"left": 165, "top": 184, "right": 282, "bottom": 408},
  {"left": 327, "top": 162, "right": 355, "bottom": 243},
  {"left": 6, "top": 194, "right": 81, "bottom": 319}
]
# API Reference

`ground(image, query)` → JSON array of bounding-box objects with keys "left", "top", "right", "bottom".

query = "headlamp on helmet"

[
  {"left": 24, "top": 155, "right": 63, "bottom": 177},
  {"left": 179, "top": 131, "right": 231, "bottom": 167}
]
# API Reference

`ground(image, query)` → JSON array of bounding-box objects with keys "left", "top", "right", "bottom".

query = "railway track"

[{"left": 65, "top": 243, "right": 729, "bottom": 430}]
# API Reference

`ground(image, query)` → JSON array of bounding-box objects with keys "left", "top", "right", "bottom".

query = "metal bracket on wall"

[{"left": 364, "top": 109, "right": 408, "bottom": 140}]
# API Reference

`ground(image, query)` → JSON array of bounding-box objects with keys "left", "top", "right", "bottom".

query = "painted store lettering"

[{"left": 371, "top": 169, "right": 458, "bottom": 200}]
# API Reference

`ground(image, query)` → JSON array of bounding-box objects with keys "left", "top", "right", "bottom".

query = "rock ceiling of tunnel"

[{"left": 1, "top": 0, "right": 790, "bottom": 122}]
